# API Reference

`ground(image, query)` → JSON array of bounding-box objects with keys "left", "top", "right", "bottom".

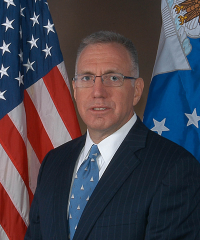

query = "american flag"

[
  {"left": 143, "top": 0, "right": 200, "bottom": 162},
  {"left": 0, "top": 0, "right": 81, "bottom": 239}
]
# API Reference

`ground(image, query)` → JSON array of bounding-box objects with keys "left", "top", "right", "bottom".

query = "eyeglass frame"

[{"left": 72, "top": 73, "right": 137, "bottom": 88}]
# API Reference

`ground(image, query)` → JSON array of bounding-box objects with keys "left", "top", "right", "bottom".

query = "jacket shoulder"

[
  {"left": 50, "top": 134, "right": 86, "bottom": 155},
  {"left": 37, "top": 135, "right": 86, "bottom": 181}
]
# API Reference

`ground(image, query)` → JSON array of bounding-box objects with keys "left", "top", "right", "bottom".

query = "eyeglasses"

[{"left": 72, "top": 73, "right": 137, "bottom": 88}]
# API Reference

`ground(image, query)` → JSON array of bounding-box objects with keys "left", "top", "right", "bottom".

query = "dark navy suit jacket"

[{"left": 25, "top": 118, "right": 200, "bottom": 239}]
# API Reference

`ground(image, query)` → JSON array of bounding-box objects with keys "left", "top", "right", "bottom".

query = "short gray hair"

[{"left": 75, "top": 31, "right": 139, "bottom": 78}]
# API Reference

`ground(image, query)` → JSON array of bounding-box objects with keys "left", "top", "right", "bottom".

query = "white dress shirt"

[{"left": 77, "top": 114, "right": 137, "bottom": 179}]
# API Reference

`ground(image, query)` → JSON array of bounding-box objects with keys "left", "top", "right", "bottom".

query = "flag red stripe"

[
  {"left": 0, "top": 184, "right": 27, "bottom": 240},
  {"left": 43, "top": 66, "right": 81, "bottom": 139},
  {"left": 0, "top": 115, "right": 33, "bottom": 203},
  {"left": 24, "top": 90, "right": 54, "bottom": 163}
]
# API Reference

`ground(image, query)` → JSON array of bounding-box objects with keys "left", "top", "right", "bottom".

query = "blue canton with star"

[{"left": 0, "top": 0, "right": 63, "bottom": 120}]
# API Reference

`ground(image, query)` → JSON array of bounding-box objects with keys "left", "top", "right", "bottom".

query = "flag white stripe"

[
  {"left": 27, "top": 140, "right": 41, "bottom": 194},
  {"left": 8, "top": 103, "right": 27, "bottom": 144},
  {"left": 0, "top": 225, "right": 9, "bottom": 240},
  {"left": 57, "top": 61, "right": 72, "bottom": 95},
  {"left": 0, "top": 144, "right": 29, "bottom": 226},
  {"left": 26, "top": 78, "right": 72, "bottom": 148}
]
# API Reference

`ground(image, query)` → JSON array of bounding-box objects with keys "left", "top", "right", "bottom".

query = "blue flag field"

[{"left": 143, "top": 0, "right": 200, "bottom": 162}]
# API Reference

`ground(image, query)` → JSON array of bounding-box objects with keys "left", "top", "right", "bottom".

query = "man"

[{"left": 25, "top": 31, "right": 200, "bottom": 240}]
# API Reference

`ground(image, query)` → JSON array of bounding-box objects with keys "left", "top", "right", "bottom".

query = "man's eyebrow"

[
  {"left": 103, "top": 70, "right": 120, "bottom": 74},
  {"left": 77, "top": 71, "right": 94, "bottom": 75},
  {"left": 78, "top": 69, "right": 120, "bottom": 75}
]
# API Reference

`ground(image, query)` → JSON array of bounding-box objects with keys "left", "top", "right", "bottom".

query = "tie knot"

[{"left": 88, "top": 145, "right": 100, "bottom": 159}]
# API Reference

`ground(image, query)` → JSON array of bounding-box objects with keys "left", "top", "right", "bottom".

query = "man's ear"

[
  {"left": 72, "top": 81, "right": 77, "bottom": 101},
  {"left": 133, "top": 78, "right": 144, "bottom": 106}
]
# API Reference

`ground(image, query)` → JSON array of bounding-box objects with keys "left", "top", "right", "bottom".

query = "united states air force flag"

[
  {"left": 0, "top": 0, "right": 81, "bottom": 239},
  {"left": 143, "top": 0, "right": 200, "bottom": 162}
]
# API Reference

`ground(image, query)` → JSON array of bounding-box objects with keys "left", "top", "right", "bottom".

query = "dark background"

[{"left": 48, "top": 0, "right": 162, "bottom": 133}]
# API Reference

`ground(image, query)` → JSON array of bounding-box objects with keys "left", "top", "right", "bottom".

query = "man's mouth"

[{"left": 93, "top": 108, "right": 107, "bottom": 111}]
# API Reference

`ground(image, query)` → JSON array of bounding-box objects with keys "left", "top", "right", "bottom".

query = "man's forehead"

[
  {"left": 80, "top": 42, "right": 127, "bottom": 53},
  {"left": 75, "top": 42, "right": 135, "bottom": 77},
  {"left": 77, "top": 42, "right": 131, "bottom": 64}
]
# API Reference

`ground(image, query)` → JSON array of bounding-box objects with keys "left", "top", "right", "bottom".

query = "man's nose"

[{"left": 92, "top": 76, "right": 107, "bottom": 97}]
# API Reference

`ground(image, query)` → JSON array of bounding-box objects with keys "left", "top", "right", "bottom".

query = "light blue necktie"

[{"left": 68, "top": 144, "right": 100, "bottom": 240}]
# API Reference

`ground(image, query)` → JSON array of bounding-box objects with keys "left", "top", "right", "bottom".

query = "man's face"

[{"left": 73, "top": 43, "right": 144, "bottom": 142}]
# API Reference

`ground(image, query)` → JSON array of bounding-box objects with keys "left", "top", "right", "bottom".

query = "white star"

[
  {"left": 0, "top": 64, "right": 10, "bottom": 78},
  {"left": 0, "top": 41, "right": 11, "bottom": 55},
  {"left": 80, "top": 185, "right": 84, "bottom": 190},
  {"left": 23, "top": 58, "right": 35, "bottom": 72},
  {"left": 151, "top": 118, "right": 170, "bottom": 136},
  {"left": 2, "top": 17, "right": 15, "bottom": 32},
  {"left": 20, "top": 6, "right": 25, "bottom": 17},
  {"left": 4, "top": 0, "right": 16, "bottom": 8},
  {"left": 30, "top": 12, "right": 40, "bottom": 27},
  {"left": 77, "top": 205, "right": 80, "bottom": 210},
  {"left": 18, "top": 49, "right": 23, "bottom": 62},
  {"left": 15, "top": 72, "right": 24, "bottom": 86},
  {"left": 42, "top": 44, "right": 52, "bottom": 58},
  {"left": 27, "top": 35, "right": 39, "bottom": 49},
  {"left": 185, "top": 108, "right": 200, "bottom": 128},
  {"left": 43, "top": 19, "right": 55, "bottom": 35},
  {"left": 86, "top": 196, "right": 89, "bottom": 201},
  {"left": 0, "top": 90, "right": 7, "bottom": 100}
]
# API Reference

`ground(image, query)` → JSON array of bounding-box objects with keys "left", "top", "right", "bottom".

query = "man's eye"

[
  {"left": 110, "top": 75, "right": 120, "bottom": 81},
  {"left": 81, "top": 75, "right": 92, "bottom": 81}
]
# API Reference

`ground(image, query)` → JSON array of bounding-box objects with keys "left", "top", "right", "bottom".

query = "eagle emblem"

[{"left": 174, "top": 0, "right": 200, "bottom": 25}]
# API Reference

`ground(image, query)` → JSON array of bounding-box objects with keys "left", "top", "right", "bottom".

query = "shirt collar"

[{"left": 83, "top": 114, "right": 137, "bottom": 165}]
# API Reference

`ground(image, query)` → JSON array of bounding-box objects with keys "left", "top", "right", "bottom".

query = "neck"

[{"left": 88, "top": 130, "right": 110, "bottom": 144}]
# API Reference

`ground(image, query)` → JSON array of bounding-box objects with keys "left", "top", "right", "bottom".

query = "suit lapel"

[
  {"left": 53, "top": 135, "right": 86, "bottom": 240},
  {"left": 74, "top": 118, "right": 148, "bottom": 240}
]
